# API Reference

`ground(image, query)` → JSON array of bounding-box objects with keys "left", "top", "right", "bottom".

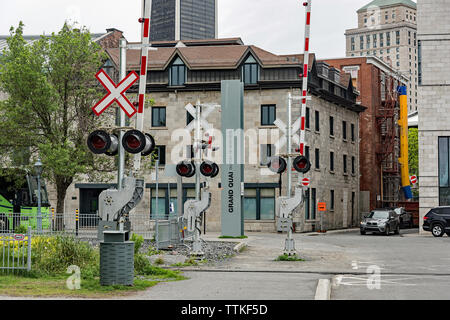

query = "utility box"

[{"left": 100, "top": 231, "right": 134, "bottom": 286}]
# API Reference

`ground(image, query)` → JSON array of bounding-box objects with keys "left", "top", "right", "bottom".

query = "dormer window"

[
  {"left": 169, "top": 57, "right": 186, "bottom": 86},
  {"left": 243, "top": 55, "right": 259, "bottom": 85}
]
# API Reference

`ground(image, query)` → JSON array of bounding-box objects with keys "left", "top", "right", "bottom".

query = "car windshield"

[{"left": 369, "top": 211, "right": 389, "bottom": 219}]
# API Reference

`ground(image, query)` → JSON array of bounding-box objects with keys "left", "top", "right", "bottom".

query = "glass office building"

[{"left": 150, "top": 0, "right": 218, "bottom": 41}]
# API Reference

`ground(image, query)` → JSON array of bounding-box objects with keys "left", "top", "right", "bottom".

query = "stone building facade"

[
  {"left": 345, "top": 0, "right": 418, "bottom": 114},
  {"left": 417, "top": 0, "right": 450, "bottom": 232},
  {"left": 64, "top": 38, "right": 364, "bottom": 234}
]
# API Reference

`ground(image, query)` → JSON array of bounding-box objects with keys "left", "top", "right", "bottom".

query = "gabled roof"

[
  {"left": 105, "top": 42, "right": 316, "bottom": 71},
  {"left": 358, "top": 0, "right": 416, "bottom": 12}
]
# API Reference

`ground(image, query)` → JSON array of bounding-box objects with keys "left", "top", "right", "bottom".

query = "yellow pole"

[{"left": 398, "top": 86, "right": 412, "bottom": 199}]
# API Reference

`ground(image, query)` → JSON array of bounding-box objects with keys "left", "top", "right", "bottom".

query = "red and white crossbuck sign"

[{"left": 92, "top": 69, "right": 139, "bottom": 118}]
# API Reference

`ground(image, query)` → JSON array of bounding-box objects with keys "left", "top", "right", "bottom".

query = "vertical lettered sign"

[{"left": 221, "top": 80, "right": 244, "bottom": 237}]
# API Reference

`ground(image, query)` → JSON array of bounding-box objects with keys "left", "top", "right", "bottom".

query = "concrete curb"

[
  {"left": 314, "top": 279, "right": 331, "bottom": 300},
  {"left": 304, "top": 228, "right": 359, "bottom": 236},
  {"left": 233, "top": 241, "right": 248, "bottom": 253}
]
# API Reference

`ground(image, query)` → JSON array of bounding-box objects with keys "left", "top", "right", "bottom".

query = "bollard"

[{"left": 75, "top": 209, "right": 79, "bottom": 236}]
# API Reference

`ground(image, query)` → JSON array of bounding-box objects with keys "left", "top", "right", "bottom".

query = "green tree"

[
  {"left": 408, "top": 128, "right": 418, "bottom": 176},
  {"left": 0, "top": 22, "right": 115, "bottom": 220}
]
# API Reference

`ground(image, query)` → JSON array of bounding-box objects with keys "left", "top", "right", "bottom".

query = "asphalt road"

[{"left": 2, "top": 228, "right": 447, "bottom": 300}]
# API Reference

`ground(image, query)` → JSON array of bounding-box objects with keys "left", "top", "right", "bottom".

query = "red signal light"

[
  {"left": 176, "top": 161, "right": 196, "bottom": 178},
  {"left": 87, "top": 130, "right": 118, "bottom": 156},
  {"left": 122, "top": 130, "right": 155, "bottom": 155},
  {"left": 293, "top": 155, "right": 311, "bottom": 173},
  {"left": 268, "top": 157, "right": 287, "bottom": 174}
]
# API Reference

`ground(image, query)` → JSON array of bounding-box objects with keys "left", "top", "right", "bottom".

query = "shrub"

[
  {"left": 14, "top": 225, "right": 28, "bottom": 234},
  {"left": 130, "top": 233, "right": 144, "bottom": 254},
  {"left": 31, "top": 235, "right": 98, "bottom": 275}
]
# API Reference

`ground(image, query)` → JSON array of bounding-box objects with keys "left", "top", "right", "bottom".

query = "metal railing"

[
  {"left": 0, "top": 227, "right": 31, "bottom": 272},
  {"left": 0, "top": 212, "right": 164, "bottom": 240}
]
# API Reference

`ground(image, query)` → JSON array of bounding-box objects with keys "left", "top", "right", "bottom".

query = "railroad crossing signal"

[
  {"left": 87, "top": 129, "right": 155, "bottom": 157},
  {"left": 92, "top": 70, "right": 139, "bottom": 118}
]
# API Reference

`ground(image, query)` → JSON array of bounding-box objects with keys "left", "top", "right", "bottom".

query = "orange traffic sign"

[{"left": 318, "top": 202, "right": 326, "bottom": 212}]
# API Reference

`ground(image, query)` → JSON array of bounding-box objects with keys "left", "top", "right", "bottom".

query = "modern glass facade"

[{"left": 150, "top": 0, "right": 217, "bottom": 41}]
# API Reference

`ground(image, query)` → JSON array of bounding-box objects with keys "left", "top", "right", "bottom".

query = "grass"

[
  {"left": 0, "top": 234, "right": 187, "bottom": 298},
  {"left": 218, "top": 235, "right": 248, "bottom": 239},
  {"left": 170, "top": 257, "right": 208, "bottom": 268},
  {"left": 275, "top": 254, "right": 305, "bottom": 262},
  {"left": 0, "top": 273, "right": 168, "bottom": 298}
]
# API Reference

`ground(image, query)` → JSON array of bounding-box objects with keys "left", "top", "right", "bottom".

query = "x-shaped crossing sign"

[
  {"left": 273, "top": 118, "right": 301, "bottom": 150},
  {"left": 184, "top": 103, "right": 217, "bottom": 132},
  {"left": 92, "top": 69, "right": 139, "bottom": 118}
]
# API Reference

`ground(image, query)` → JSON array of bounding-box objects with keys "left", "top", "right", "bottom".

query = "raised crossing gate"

[{"left": 0, "top": 227, "right": 31, "bottom": 272}]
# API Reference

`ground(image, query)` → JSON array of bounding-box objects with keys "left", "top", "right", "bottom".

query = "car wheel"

[
  {"left": 384, "top": 226, "right": 390, "bottom": 236},
  {"left": 394, "top": 224, "right": 400, "bottom": 235},
  {"left": 431, "top": 224, "right": 445, "bottom": 237}
]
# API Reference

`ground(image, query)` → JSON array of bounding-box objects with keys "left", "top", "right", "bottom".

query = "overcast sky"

[{"left": 0, "top": 0, "right": 372, "bottom": 59}]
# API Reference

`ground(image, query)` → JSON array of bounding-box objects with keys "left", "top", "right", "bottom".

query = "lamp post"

[{"left": 34, "top": 159, "right": 43, "bottom": 233}]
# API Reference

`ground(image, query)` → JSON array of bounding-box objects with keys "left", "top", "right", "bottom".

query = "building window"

[
  {"left": 330, "top": 151, "right": 335, "bottom": 172},
  {"left": 315, "top": 110, "right": 320, "bottom": 132},
  {"left": 315, "top": 148, "right": 320, "bottom": 169},
  {"left": 149, "top": 184, "right": 196, "bottom": 219},
  {"left": 329, "top": 116, "right": 334, "bottom": 136},
  {"left": 352, "top": 156, "right": 356, "bottom": 175},
  {"left": 155, "top": 145, "right": 166, "bottom": 165},
  {"left": 169, "top": 57, "right": 186, "bottom": 86},
  {"left": 351, "top": 123, "right": 355, "bottom": 142},
  {"left": 187, "top": 111, "right": 194, "bottom": 126},
  {"left": 152, "top": 107, "right": 166, "bottom": 127},
  {"left": 243, "top": 55, "right": 259, "bottom": 85},
  {"left": 330, "top": 190, "right": 335, "bottom": 211},
  {"left": 418, "top": 40, "right": 422, "bottom": 85},
  {"left": 439, "top": 137, "right": 450, "bottom": 205},
  {"left": 244, "top": 186, "right": 276, "bottom": 220},
  {"left": 305, "top": 189, "right": 310, "bottom": 220},
  {"left": 261, "top": 105, "right": 276, "bottom": 126},
  {"left": 311, "top": 188, "right": 317, "bottom": 220},
  {"left": 343, "top": 154, "right": 348, "bottom": 174},
  {"left": 305, "top": 146, "right": 310, "bottom": 163},
  {"left": 260, "top": 144, "right": 274, "bottom": 166},
  {"left": 343, "top": 121, "right": 347, "bottom": 140},
  {"left": 360, "top": 36, "right": 364, "bottom": 50},
  {"left": 306, "top": 107, "right": 310, "bottom": 129}
]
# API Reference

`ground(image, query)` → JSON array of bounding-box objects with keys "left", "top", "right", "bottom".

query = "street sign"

[
  {"left": 14, "top": 234, "right": 25, "bottom": 241},
  {"left": 92, "top": 69, "right": 139, "bottom": 118},
  {"left": 301, "top": 177, "right": 310, "bottom": 187},
  {"left": 318, "top": 202, "right": 327, "bottom": 212},
  {"left": 410, "top": 175, "right": 418, "bottom": 184}
]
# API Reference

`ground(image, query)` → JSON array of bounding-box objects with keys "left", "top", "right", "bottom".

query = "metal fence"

[
  {"left": 0, "top": 227, "right": 31, "bottom": 272},
  {"left": 0, "top": 212, "right": 162, "bottom": 240}
]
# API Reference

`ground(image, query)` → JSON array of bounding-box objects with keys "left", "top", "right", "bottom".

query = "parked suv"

[
  {"left": 360, "top": 209, "right": 400, "bottom": 236},
  {"left": 393, "top": 207, "right": 414, "bottom": 228},
  {"left": 422, "top": 206, "right": 450, "bottom": 237}
]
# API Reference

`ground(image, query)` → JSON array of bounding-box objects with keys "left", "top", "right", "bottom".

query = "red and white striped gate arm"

[
  {"left": 134, "top": 0, "right": 152, "bottom": 171},
  {"left": 299, "top": 0, "right": 312, "bottom": 156},
  {"left": 137, "top": 0, "right": 152, "bottom": 131}
]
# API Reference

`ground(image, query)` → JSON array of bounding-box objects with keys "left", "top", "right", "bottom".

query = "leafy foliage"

[{"left": 0, "top": 22, "right": 115, "bottom": 213}]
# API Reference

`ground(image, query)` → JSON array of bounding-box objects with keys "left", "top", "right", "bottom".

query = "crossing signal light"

[
  {"left": 176, "top": 161, "right": 196, "bottom": 178},
  {"left": 122, "top": 130, "right": 155, "bottom": 156},
  {"left": 267, "top": 157, "right": 287, "bottom": 174},
  {"left": 200, "top": 161, "right": 220, "bottom": 178},
  {"left": 293, "top": 155, "right": 311, "bottom": 174},
  {"left": 87, "top": 130, "right": 119, "bottom": 156}
]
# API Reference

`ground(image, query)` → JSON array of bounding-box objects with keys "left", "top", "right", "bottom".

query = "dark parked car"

[
  {"left": 360, "top": 209, "right": 400, "bottom": 236},
  {"left": 422, "top": 206, "right": 450, "bottom": 237},
  {"left": 393, "top": 207, "right": 414, "bottom": 228}
]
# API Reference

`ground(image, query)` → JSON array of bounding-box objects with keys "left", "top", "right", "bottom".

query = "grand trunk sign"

[{"left": 221, "top": 80, "right": 244, "bottom": 237}]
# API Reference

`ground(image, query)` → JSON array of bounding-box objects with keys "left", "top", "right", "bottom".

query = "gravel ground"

[
  {"left": 81, "top": 238, "right": 240, "bottom": 266},
  {"left": 141, "top": 239, "right": 239, "bottom": 266}
]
